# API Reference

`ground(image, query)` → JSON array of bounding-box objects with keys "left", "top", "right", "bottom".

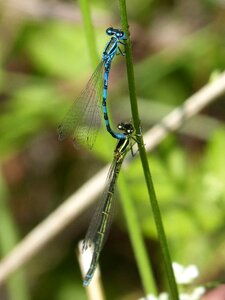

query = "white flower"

[
  {"left": 179, "top": 293, "right": 191, "bottom": 300},
  {"left": 138, "top": 293, "right": 169, "bottom": 300},
  {"left": 137, "top": 265, "right": 204, "bottom": 300},
  {"left": 179, "top": 286, "right": 205, "bottom": 300},
  {"left": 191, "top": 286, "right": 206, "bottom": 300},
  {"left": 147, "top": 296, "right": 157, "bottom": 300},
  {"left": 158, "top": 292, "right": 169, "bottom": 300},
  {"left": 172, "top": 262, "right": 199, "bottom": 284},
  {"left": 138, "top": 295, "right": 157, "bottom": 300},
  {"left": 138, "top": 287, "right": 204, "bottom": 300}
]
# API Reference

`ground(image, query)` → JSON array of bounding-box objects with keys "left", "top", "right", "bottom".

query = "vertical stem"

[
  {"left": 118, "top": 1, "right": 179, "bottom": 299},
  {"left": 0, "top": 169, "right": 29, "bottom": 300},
  {"left": 78, "top": 0, "right": 115, "bottom": 144},
  {"left": 78, "top": 0, "right": 99, "bottom": 67},
  {"left": 118, "top": 173, "right": 157, "bottom": 295}
]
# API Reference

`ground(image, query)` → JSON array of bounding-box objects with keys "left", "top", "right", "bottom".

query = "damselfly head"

[
  {"left": 117, "top": 122, "right": 134, "bottom": 135},
  {"left": 106, "top": 27, "right": 126, "bottom": 40}
]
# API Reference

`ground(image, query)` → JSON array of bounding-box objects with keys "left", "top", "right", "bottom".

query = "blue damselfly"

[{"left": 58, "top": 28, "right": 127, "bottom": 148}]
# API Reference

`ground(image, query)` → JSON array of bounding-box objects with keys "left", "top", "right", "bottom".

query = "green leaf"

[{"left": 26, "top": 22, "right": 91, "bottom": 79}]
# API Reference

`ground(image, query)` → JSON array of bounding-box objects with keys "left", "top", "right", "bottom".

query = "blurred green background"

[{"left": 0, "top": 0, "right": 225, "bottom": 299}]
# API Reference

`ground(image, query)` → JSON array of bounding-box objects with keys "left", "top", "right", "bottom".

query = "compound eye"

[
  {"left": 127, "top": 125, "right": 134, "bottom": 134},
  {"left": 106, "top": 27, "right": 115, "bottom": 35},
  {"left": 106, "top": 27, "right": 113, "bottom": 35},
  {"left": 118, "top": 122, "right": 125, "bottom": 130},
  {"left": 120, "top": 31, "right": 125, "bottom": 38}
]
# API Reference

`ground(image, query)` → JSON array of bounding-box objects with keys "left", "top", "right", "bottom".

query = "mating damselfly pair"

[{"left": 58, "top": 27, "right": 137, "bottom": 286}]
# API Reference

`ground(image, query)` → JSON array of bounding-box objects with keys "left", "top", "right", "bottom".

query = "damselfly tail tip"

[
  {"left": 83, "top": 274, "right": 92, "bottom": 287},
  {"left": 83, "top": 280, "right": 89, "bottom": 287}
]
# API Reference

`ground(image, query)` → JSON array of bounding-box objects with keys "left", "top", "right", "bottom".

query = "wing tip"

[{"left": 57, "top": 125, "right": 66, "bottom": 141}]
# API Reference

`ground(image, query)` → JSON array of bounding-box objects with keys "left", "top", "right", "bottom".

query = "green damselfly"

[{"left": 82, "top": 122, "right": 135, "bottom": 286}]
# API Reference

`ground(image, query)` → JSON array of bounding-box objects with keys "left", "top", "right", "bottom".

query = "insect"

[
  {"left": 82, "top": 122, "right": 135, "bottom": 286},
  {"left": 57, "top": 27, "right": 127, "bottom": 148}
]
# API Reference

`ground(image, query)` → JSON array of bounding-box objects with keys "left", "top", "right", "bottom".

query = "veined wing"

[
  {"left": 82, "top": 155, "right": 119, "bottom": 286},
  {"left": 82, "top": 152, "right": 125, "bottom": 253},
  {"left": 57, "top": 62, "right": 104, "bottom": 149}
]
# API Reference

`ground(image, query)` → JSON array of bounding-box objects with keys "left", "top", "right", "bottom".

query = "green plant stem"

[
  {"left": 118, "top": 1, "right": 179, "bottom": 299},
  {"left": 118, "top": 172, "right": 157, "bottom": 295},
  {"left": 0, "top": 169, "right": 29, "bottom": 300},
  {"left": 78, "top": 0, "right": 98, "bottom": 67}
]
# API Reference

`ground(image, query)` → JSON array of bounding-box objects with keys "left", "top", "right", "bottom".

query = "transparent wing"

[
  {"left": 82, "top": 153, "right": 124, "bottom": 253},
  {"left": 81, "top": 156, "right": 119, "bottom": 286},
  {"left": 57, "top": 62, "right": 104, "bottom": 149}
]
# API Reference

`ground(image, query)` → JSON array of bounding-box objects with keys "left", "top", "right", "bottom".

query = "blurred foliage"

[
  {"left": 128, "top": 129, "right": 225, "bottom": 261},
  {"left": 0, "top": 0, "right": 225, "bottom": 299}
]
